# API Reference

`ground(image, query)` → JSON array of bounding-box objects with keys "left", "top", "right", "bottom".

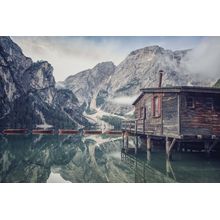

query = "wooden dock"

[{"left": 122, "top": 120, "right": 220, "bottom": 160}]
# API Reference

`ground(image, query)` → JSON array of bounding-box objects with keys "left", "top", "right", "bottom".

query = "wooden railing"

[
  {"left": 122, "top": 119, "right": 147, "bottom": 133},
  {"left": 122, "top": 120, "right": 137, "bottom": 133}
]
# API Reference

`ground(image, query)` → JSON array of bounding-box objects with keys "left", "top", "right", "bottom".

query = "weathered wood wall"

[
  {"left": 162, "top": 93, "right": 179, "bottom": 137},
  {"left": 134, "top": 93, "right": 161, "bottom": 134},
  {"left": 134, "top": 92, "right": 179, "bottom": 136},
  {"left": 180, "top": 93, "right": 220, "bottom": 136},
  {"left": 134, "top": 91, "right": 220, "bottom": 137}
]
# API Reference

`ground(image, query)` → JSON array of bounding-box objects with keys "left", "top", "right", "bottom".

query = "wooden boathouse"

[{"left": 122, "top": 86, "right": 220, "bottom": 159}]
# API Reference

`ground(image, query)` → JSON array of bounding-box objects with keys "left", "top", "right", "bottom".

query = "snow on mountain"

[
  {"left": 63, "top": 61, "right": 116, "bottom": 108},
  {"left": 63, "top": 45, "right": 212, "bottom": 116}
]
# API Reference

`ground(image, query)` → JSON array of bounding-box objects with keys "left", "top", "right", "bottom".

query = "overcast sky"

[{"left": 12, "top": 36, "right": 204, "bottom": 82}]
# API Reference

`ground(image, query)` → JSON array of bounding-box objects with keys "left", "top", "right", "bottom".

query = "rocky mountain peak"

[
  {"left": 93, "top": 61, "right": 116, "bottom": 71},
  {"left": 0, "top": 37, "right": 90, "bottom": 130},
  {"left": 129, "top": 45, "right": 166, "bottom": 57},
  {"left": 63, "top": 61, "right": 116, "bottom": 107},
  {"left": 0, "top": 37, "right": 32, "bottom": 74}
]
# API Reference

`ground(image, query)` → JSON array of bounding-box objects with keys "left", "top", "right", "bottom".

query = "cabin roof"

[{"left": 132, "top": 86, "right": 220, "bottom": 105}]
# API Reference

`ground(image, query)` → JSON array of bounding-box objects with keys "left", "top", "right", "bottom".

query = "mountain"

[
  {"left": 213, "top": 79, "right": 220, "bottom": 88},
  {"left": 0, "top": 37, "right": 89, "bottom": 130},
  {"left": 0, "top": 134, "right": 133, "bottom": 182},
  {"left": 63, "top": 61, "right": 116, "bottom": 109},
  {"left": 63, "top": 45, "right": 212, "bottom": 115}
]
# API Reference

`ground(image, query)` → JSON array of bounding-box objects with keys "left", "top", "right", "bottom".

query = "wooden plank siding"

[
  {"left": 134, "top": 93, "right": 159, "bottom": 134},
  {"left": 180, "top": 93, "right": 220, "bottom": 136},
  {"left": 133, "top": 92, "right": 179, "bottom": 137},
  {"left": 162, "top": 93, "right": 179, "bottom": 137},
  {"left": 125, "top": 87, "right": 220, "bottom": 139}
]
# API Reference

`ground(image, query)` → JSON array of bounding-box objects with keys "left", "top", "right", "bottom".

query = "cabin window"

[
  {"left": 186, "top": 96, "right": 195, "bottom": 109},
  {"left": 206, "top": 98, "right": 214, "bottom": 110},
  {"left": 152, "top": 96, "right": 161, "bottom": 117},
  {"left": 214, "top": 98, "right": 220, "bottom": 111}
]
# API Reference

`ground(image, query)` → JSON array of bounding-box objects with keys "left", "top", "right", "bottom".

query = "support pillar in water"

[
  {"left": 147, "top": 149, "right": 151, "bottom": 162},
  {"left": 125, "top": 132, "right": 129, "bottom": 152},
  {"left": 166, "top": 137, "right": 171, "bottom": 160},
  {"left": 146, "top": 135, "right": 152, "bottom": 151},
  {"left": 166, "top": 137, "right": 176, "bottom": 160},
  {"left": 122, "top": 132, "right": 125, "bottom": 149},
  {"left": 135, "top": 135, "right": 139, "bottom": 154}
]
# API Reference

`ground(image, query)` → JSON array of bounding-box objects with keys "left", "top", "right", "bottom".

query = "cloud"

[
  {"left": 181, "top": 37, "right": 220, "bottom": 79},
  {"left": 11, "top": 36, "right": 202, "bottom": 82},
  {"left": 111, "top": 95, "right": 139, "bottom": 105},
  {"left": 12, "top": 37, "right": 127, "bottom": 82}
]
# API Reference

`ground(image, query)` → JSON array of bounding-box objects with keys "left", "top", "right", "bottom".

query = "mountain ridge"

[
  {"left": 0, "top": 37, "right": 90, "bottom": 130},
  {"left": 63, "top": 44, "right": 212, "bottom": 115}
]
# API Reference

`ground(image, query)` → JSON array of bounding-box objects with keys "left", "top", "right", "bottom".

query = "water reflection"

[
  {"left": 121, "top": 149, "right": 220, "bottom": 183},
  {"left": 0, "top": 134, "right": 134, "bottom": 183},
  {"left": 1, "top": 134, "right": 220, "bottom": 183}
]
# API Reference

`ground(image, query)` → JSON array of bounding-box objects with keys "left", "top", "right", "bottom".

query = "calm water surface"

[{"left": 0, "top": 134, "right": 220, "bottom": 183}]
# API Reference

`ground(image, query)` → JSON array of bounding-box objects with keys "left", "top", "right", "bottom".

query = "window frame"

[
  {"left": 152, "top": 95, "right": 161, "bottom": 118},
  {"left": 206, "top": 97, "right": 214, "bottom": 110},
  {"left": 186, "top": 96, "right": 195, "bottom": 109}
]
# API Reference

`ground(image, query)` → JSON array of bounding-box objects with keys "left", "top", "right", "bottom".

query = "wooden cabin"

[
  {"left": 122, "top": 86, "right": 220, "bottom": 158},
  {"left": 129, "top": 86, "right": 220, "bottom": 138}
]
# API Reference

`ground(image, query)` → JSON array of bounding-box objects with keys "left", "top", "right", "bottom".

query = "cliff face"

[
  {"left": 0, "top": 37, "right": 89, "bottom": 130},
  {"left": 63, "top": 45, "right": 211, "bottom": 115},
  {"left": 213, "top": 79, "right": 220, "bottom": 88},
  {"left": 63, "top": 61, "right": 116, "bottom": 108}
]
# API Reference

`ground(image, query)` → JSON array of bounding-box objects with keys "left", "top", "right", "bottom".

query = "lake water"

[{"left": 0, "top": 134, "right": 220, "bottom": 183}]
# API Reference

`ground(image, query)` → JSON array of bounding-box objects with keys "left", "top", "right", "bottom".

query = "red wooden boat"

[
  {"left": 104, "top": 130, "right": 122, "bottom": 135},
  {"left": 32, "top": 129, "right": 54, "bottom": 134},
  {"left": 2, "top": 129, "right": 28, "bottom": 134},
  {"left": 84, "top": 130, "right": 103, "bottom": 135},
  {"left": 58, "top": 129, "right": 79, "bottom": 134}
]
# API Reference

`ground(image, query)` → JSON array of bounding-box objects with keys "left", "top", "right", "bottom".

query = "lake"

[{"left": 0, "top": 134, "right": 220, "bottom": 183}]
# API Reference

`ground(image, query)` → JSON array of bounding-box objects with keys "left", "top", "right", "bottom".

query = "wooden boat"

[
  {"left": 84, "top": 130, "right": 102, "bottom": 135},
  {"left": 58, "top": 129, "right": 79, "bottom": 134},
  {"left": 2, "top": 129, "right": 28, "bottom": 134},
  {"left": 104, "top": 130, "right": 122, "bottom": 135},
  {"left": 32, "top": 129, "right": 54, "bottom": 134}
]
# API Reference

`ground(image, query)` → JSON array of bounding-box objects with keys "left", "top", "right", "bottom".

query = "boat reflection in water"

[{"left": 1, "top": 134, "right": 220, "bottom": 183}]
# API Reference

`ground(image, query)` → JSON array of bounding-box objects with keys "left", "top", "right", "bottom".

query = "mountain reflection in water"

[{"left": 0, "top": 134, "right": 220, "bottom": 183}]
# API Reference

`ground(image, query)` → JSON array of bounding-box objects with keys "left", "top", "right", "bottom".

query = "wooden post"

[
  {"left": 147, "top": 136, "right": 152, "bottom": 151},
  {"left": 177, "top": 142, "right": 181, "bottom": 152},
  {"left": 135, "top": 120, "right": 137, "bottom": 134},
  {"left": 204, "top": 141, "right": 210, "bottom": 152},
  {"left": 166, "top": 159, "right": 176, "bottom": 181},
  {"left": 166, "top": 137, "right": 171, "bottom": 159},
  {"left": 166, "top": 137, "right": 176, "bottom": 160},
  {"left": 147, "top": 149, "right": 151, "bottom": 162},
  {"left": 126, "top": 132, "right": 129, "bottom": 151},
  {"left": 143, "top": 118, "right": 145, "bottom": 133},
  {"left": 135, "top": 135, "right": 138, "bottom": 154},
  {"left": 123, "top": 132, "right": 124, "bottom": 147}
]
